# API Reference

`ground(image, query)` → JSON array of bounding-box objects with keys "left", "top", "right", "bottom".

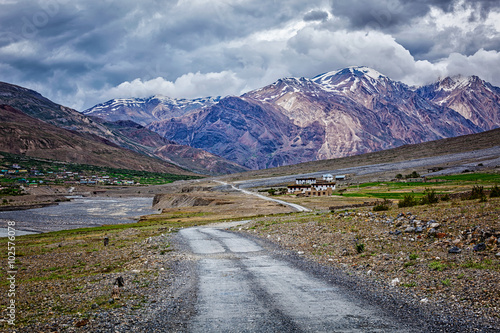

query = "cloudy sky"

[{"left": 1, "top": 0, "right": 500, "bottom": 110}]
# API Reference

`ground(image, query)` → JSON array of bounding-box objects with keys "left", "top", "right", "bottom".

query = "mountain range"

[
  {"left": 84, "top": 66, "right": 500, "bottom": 170},
  {"left": 0, "top": 82, "right": 247, "bottom": 175}
]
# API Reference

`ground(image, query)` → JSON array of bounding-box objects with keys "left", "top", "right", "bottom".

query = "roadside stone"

[
  {"left": 473, "top": 243, "right": 487, "bottom": 252},
  {"left": 428, "top": 228, "right": 437, "bottom": 235},
  {"left": 390, "top": 278, "right": 400, "bottom": 287},
  {"left": 429, "top": 223, "right": 440, "bottom": 229},
  {"left": 404, "top": 227, "right": 416, "bottom": 233},
  {"left": 448, "top": 247, "right": 462, "bottom": 254}
]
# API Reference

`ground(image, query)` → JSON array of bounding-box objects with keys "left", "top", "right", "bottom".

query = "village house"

[
  {"left": 322, "top": 174, "right": 334, "bottom": 182},
  {"left": 295, "top": 177, "right": 317, "bottom": 185},
  {"left": 288, "top": 178, "right": 336, "bottom": 196}
]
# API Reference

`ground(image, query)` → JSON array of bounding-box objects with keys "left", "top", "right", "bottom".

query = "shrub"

[
  {"left": 405, "top": 171, "right": 420, "bottom": 179},
  {"left": 398, "top": 194, "right": 419, "bottom": 208},
  {"left": 420, "top": 188, "right": 439, "bottom": 205},
  {"left": 440, "top": 193, "right": 450, "bottom": 201},
  {"left": 395, "top": 173, "right": 403, "bottom": 179},
  {"left": 490, "top": 185, "right": 500, "bottom": 198},
  {"left": 428, "top": 261, "right": 447, "bottom": 271},
  {"left": 468, "top": 185, "right": 484, "bottom": 200},
  {"left": 355, "top": 243, "right": 365, "bottom": 253},
  {"left": 373, "top": 199, "right": 391, "bottom": 211}
]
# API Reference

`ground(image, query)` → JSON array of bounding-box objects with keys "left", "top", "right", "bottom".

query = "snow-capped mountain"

[
  {"left": 86, "top": 67, "right": 499, "bottom": 170},
  {"left": 83, "top": 95, "right": 221, "bottom": 126},
  {"left": 416, "top": 75, "right": 500, "bottom": 131}
]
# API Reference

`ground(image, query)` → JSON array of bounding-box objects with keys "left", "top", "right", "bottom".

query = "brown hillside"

[{"left": 0, "top": 105, "right": 195, "bottom": 175}]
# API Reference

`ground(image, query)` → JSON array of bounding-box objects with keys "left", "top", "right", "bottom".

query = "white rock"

[
  {"left": 390, "top": 278, "right": 400, "bottom": 286},
  {"left": 420, "top": 298, "right": 429, "bottom": 304},
  {"left": 297, "top": 251, "right": 305, "bottom": 255}
]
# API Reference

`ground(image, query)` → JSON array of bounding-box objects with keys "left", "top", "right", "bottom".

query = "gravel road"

[
  {"left": 214, "top": 180, "right": 311, "bottom": 212},
  {"left": 160, "top": 222, "right": 422, "bottom": 332}
]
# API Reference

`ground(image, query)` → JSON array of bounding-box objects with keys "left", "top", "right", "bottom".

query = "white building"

[
  {"left": 322, "top": 174, "right": 334, "bottom": 182},
  {"left": 295, "top": 177, "right": 317, "bottom": 185}
]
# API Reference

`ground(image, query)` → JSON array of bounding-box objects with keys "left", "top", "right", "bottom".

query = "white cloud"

[{"left": 100, "top": 70, "right": 246, "bottom": 101}]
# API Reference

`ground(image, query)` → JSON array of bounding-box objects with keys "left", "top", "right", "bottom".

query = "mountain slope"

[
  {"left": 106, "top": 120, "right": 249, "bottom": 175},
  {"left": 148, "top": 96, "right": 325, "bottom": 170},
  {"left": 225, "top": 127, "right": 500, "bottom": 181},
  {"left": 0, "top": 104, "right": 194, "bottom": 174},
  {"left": 416, "top": 75, "right": 500, "bottom": 131}
]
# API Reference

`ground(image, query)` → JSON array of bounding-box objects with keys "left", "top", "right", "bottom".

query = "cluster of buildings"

[
  {"left": 0, "top": 164, "right": 136, "bottom": 186},
  {"left": 287, "top": 174, "right": 346, "bottom": 197}
]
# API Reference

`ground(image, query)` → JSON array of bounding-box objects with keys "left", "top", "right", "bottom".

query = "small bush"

[
  {"left": 468, "top": 185, "right": 484, "bottom": 200},
  {"left": 405, "top": 171, "right": 420, "bottom": 179},
  {"left": 373, "top": 199, "right": 391, "bottom": 211},
  {"left": 429, "top": 261, "right": 447, "bottom": 271},
  {"left": 355, "top": 243, "right": 365, "bottom": 253},
  {"left": 420, "top": 188, "right": 439, "bottom": 205},
  {"left": 440, "top": 193, "right": 450, "bottom": 201},
  {"left": 398, "top": 194, "right": 419, "bottom": 208},
  {"left": 409, "top": 253, "right": 418, "bottom": 260},
  {"left": 489, "top": 185, "right": 500, "bottom": 198},
  {"left": 441, "top": 279, "right": 451, "bottom": 286}
]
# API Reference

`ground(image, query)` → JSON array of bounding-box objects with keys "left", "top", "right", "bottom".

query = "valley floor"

[{"left": 1, "top": 179, "right": 499, "bottom": 332}]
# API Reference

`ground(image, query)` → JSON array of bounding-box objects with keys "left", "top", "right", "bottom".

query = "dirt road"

[{"left": 214, "top": 180, "right": 311, "bottom": 212}]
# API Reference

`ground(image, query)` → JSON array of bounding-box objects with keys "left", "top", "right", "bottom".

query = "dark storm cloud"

[
  {"left": 330, "top": 0, "right": 499, "bottom": 31},
  {"left": 0, "top": 0, "right": 499, "bottom": 109},
  {"left": 304, "top": 10, "right": 329, "bottom": 22}
]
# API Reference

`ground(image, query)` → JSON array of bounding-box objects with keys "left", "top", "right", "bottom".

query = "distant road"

[{"left": 214, "top": 180, "right": 311, "bottom": 212}]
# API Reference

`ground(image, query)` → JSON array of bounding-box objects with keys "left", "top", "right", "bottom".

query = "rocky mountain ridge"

[
  {"left": 84, "top": 95, "right": 221, "bottom": 126},
  {"left": 78, "top": 67, "right": 500, "bottom": 170}
]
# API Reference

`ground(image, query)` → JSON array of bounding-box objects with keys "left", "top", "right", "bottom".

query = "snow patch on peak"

[
  {"left": 437, "top": 75, "right": 473, "bottom": 91},
  {"left": 352, "top": 66, "right": 386, "bottom": 80},
  {"left": 313, "top": 66, "right": 386, "bottom": 82}
]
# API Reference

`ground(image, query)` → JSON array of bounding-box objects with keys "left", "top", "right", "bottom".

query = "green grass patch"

[
  {"left": 429, "top": 261, "right": 448, "bottom": 271},
  {"left": 430, "top": 173, "right": 500, "bottom": 183},
  {"left": 461, "top": 259, "right": 499, "bottom": 270}
]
